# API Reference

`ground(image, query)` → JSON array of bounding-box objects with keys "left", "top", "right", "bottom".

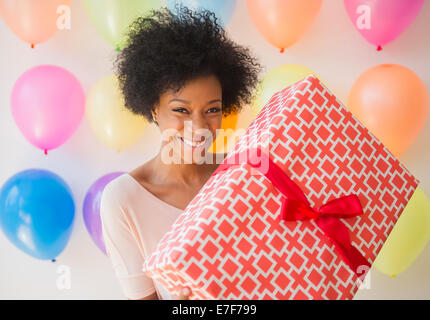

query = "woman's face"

[{"left": 152, "top": 74, "right": 223, "bottom": 164}]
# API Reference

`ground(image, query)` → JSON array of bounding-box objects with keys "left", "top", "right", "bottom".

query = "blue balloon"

[
  {"left": 166, "top": 0, "right": 237, "bottom": 27},
  {"left": 0, "top": 169, "right": 75, "bottom": 260}
]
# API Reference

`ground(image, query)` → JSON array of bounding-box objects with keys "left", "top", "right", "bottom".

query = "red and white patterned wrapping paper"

[{"left": 142, "top": 74, "right": 419, "bottom": 300}]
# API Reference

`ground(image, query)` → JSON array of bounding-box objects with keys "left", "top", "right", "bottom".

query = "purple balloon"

[{"left": 83, "top": 172, "right": 125, "bottom": 254}]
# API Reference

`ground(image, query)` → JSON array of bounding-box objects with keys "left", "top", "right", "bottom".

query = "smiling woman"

[{"left": 99, "top": 4, "right": 262, "bottom": 300}]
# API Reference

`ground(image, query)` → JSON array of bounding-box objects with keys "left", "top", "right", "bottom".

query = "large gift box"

[{"left": 142, "top": 74, "right": 419, "bottom": 299}]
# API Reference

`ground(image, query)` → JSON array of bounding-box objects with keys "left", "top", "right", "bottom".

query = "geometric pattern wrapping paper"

[{"left": 142, "top": 74, "right": 420, "bottom": 300}]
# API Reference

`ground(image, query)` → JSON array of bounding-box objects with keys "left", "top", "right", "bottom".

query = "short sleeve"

[{"left": 100, "top": 183, "right": 157, "bottom": 299}]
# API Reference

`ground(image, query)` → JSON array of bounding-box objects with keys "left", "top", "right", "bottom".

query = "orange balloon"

[
  {"left": 246, "top": 0, "right": 322, "bottom": 52},
  {"left": 209, "top": 112, "right": 239, "bottom": 154},
  {"left": 0, "top": 0, "right": 71, "bottom": 48},
  {"left": 348, "top": 64, "right": 428, "bottom": 157}
]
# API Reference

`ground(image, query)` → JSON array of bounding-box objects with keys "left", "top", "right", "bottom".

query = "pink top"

[{"left": 100, "top": 173, "right": 183, "bottom": 300}]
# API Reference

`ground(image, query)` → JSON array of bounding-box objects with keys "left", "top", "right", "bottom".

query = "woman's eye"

[
  {"left": 173, "top": 108, "right": 189, "bottom": 114},
  {"left": 207, "top": 107, "right": 221, "bottom": 113}
]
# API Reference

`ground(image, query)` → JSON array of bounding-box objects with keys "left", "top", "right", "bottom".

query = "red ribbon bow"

[{"left": 214, "top": 147, "right": 370, "bottom": 278}]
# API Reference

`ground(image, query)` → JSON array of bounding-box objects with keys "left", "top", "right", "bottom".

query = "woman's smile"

[{"left": 177, "top": 134, "right": 209, "bottom": 150}]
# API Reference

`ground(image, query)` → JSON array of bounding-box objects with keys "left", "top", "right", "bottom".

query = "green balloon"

[{"left": 82, "top": 0, "right": 160, "bottom": 50}]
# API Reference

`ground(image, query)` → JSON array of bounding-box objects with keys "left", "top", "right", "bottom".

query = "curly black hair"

[{"left": 114, "top": 4, "right": 263, "bottom": 123}]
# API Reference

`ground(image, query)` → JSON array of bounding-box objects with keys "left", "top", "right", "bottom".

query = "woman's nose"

[
  {"left": 191, "top": 113, "right": 209, "bottom": 130},
  {"left": 183, "top": 116, "right": 210, "bottom": 139}
]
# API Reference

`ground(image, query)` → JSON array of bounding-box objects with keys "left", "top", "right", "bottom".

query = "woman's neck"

[{"left": 148, "top": 151, "right": 214, "bottom": 188}]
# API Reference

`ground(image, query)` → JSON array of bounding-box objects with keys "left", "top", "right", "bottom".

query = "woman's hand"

[{"left": 173, "top": 286, "right": 192, "bottom": 300}]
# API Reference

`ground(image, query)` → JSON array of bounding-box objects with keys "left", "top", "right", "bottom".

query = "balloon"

[
  {"left": 246, "top": 0, "right": 322, "bottom": 52},
  {"left": 83, "top": 172, "right": 124, "bottom": 255},
  {"left": 166, "top": 0, "right": 237, "bottom": 27},
  {"left": 373, "top": 187, "right": 430, "bottom": 277},
  {"left": 82, "top": 0, "right": 160, "bottom": 51},
  {"left": 11, "top": 65, "right": 85, "bottom": 154},
  {"left": 0, "top": 0, "right": 71, "bottom": 48},
  {"left": 347, "top": 64, "right": 428, "bottom": 157},
  {"left": 208, "top": 112, "right": 239, "bottom": 154},
  {"left": 251, "top": 64, "right": 317, "bottom": 116},
  {"left": 344, "top": 0, "right": 424, "bottom": 50},
  {"left": 85, "top": 74, "right": 148, "bottom": 152},
  {"left": 0, "top": 169, "right": 75, "bottom": 260}
]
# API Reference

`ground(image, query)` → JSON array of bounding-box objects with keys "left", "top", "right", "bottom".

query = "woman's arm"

[
  {"left": 130, "top": 287, "right": 191, "bottom": 300},
  {"left": 139, "top": 292, "right": 159, "bottom": 300},
  {"left": 100, "top": 184, "right": 159, "bottom": 300},
  {"left": 129, "top": 292, "right": 159, "bottom": 300}
]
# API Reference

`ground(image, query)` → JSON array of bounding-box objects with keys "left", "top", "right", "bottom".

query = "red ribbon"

[{"left": 213, "top": 147, "right": 371, "bottom": 277}]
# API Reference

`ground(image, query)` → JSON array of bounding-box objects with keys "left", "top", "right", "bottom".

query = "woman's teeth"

[{"left": 179, "top": 136, "right": 205, "bottom": 147}]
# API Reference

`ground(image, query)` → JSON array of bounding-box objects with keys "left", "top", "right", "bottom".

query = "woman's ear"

[{"left": 151, "top": 107, "right": 159, "bottom": 125}]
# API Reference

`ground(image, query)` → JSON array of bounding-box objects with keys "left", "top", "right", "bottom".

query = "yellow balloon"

[
  {"left": 373, "top": 187, "right": 430, "bottom": 277},
  {"left": 82, "top": 0, "right": 160, "bottom": 50},
  {"left": 251, "top": 64, "right": 318, "bottom": 116},
  {"left": 208, "top": 112, "right": 239, "bottom": 154},
  {"left": 86, "top": 74, "right": 148, "bottom": 152}
]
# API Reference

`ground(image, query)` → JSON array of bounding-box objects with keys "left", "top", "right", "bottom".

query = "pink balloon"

[
  {"left": 11, "top": 65, "right": 85, "bottom": 154},
  {"left": 344, "top": 0, "right": 424, "bottom": 50}
]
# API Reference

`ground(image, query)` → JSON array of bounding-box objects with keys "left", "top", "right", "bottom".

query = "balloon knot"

[
  {"left": 44, "top": 149, "right": 48, "bottom": 155},
  {"left": 280, "top": 48, "right": 285, "bottom": 53},
  {"left": 51, "top": 259, "right": 56, "bottom": 263},
  {"left": 391, "top": 274, "right": 396, "bottom": 278},
  {"left": 377, "top": 45, "right": 382, "bottom": 51},
  {"left": 31, "top": 44, "right": 34, "bottom": 49},
  {"left": 116, "top": 46, "right": 120, "bottom": 52}
]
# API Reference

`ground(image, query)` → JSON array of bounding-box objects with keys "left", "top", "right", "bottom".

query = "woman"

[{"left": 100, "top": 5, "right": 262, "bottom": 300}]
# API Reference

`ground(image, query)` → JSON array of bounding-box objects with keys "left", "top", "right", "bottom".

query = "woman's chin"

[
  {"left": 181, "top": 150, "right": 209, "bottom": 164},
  {"left": 174, "top": 137, "right": 213, "bottom": 164}
]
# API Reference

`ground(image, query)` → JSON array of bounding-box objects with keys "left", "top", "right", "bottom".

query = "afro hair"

[{"left": 114, "top": 4, "right": 263, "bottom": 123}]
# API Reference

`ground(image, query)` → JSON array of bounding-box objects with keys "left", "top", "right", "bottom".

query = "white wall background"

[{"left": 0, "top": 0, "right": 429, "bottom": 299}]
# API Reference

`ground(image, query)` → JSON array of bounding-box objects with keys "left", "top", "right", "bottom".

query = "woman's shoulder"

[
  {"left": 100, "top": 173, "right": 137, "bottom": 216},
  {"left": 103, "top": 173, "right": 132, "bottom": 196}
]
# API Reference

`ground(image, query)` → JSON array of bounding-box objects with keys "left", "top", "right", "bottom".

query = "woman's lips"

[{"left": 177, "top": 136, "right": 207, "bottom": 149}]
